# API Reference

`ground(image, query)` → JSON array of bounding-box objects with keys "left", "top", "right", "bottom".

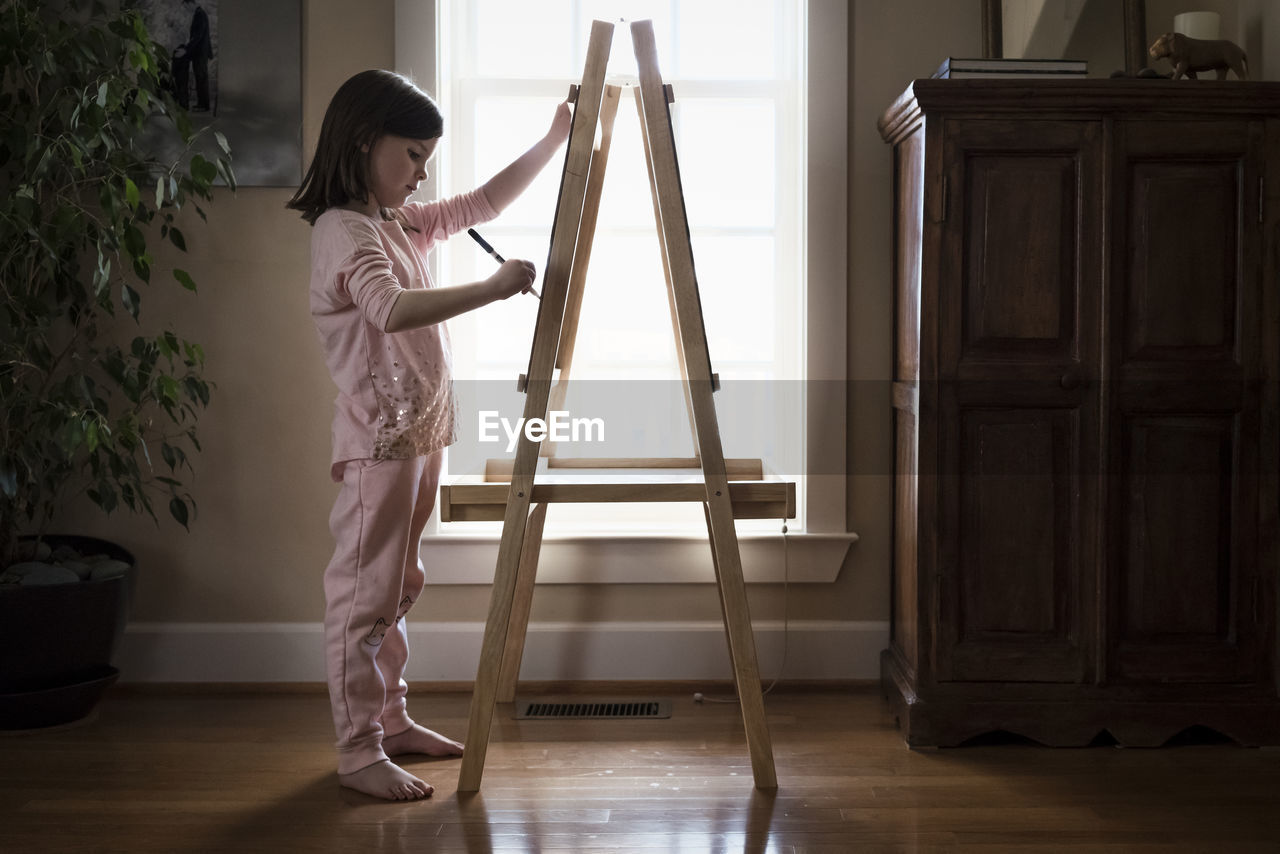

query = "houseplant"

[{"left": 0, "top": 0, "right": 233, "bottom": 725}]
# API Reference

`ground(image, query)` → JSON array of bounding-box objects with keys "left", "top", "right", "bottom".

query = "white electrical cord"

[{"left": 694, "top": 519, "right": 790, "bottom": 705}]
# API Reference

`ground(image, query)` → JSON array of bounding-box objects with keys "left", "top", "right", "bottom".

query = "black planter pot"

[{"left": 0, "top": 535, "right": 135, "bottom": 729}]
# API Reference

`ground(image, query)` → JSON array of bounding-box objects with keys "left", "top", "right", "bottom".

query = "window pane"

[
  {"left": 572, "top": 234, "right": 677, "bottom": 371},
  {"left": 468, "top": 233, "right": 548, "bottom": 368},
  {"left": 595, "top": 103, "right": 659, "bottom": 230},
  {"left": 473, "top": 96, "right": 567, "bottom": 226},
  {"left": 474, "top": 0, "right": 575, "bottom": 78},
  {"left": 677, "top": 100, "right": 776, "bottom": 228},
  {"left": 718, "top": 378, "right": 804, "bottom": 475},
  {"left": 676, "top": 0, "right": 778, "bottom": 79},
  {"left": 696, "top": 235, "right": 776, "bottom": 364}
]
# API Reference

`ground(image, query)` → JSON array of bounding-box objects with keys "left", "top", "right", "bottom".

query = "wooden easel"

[{"left": 444, "top": 19, "right": 792, "bottom": 793}]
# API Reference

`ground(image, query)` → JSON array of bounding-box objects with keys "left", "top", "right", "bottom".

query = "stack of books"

[{"left": 933, "top": 57, "right": 1087, "bottom": 80}]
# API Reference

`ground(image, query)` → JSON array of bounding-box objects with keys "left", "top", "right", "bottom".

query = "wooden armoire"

[{"left": 880, "top": 79, "right": 1280, "bottom": 747}]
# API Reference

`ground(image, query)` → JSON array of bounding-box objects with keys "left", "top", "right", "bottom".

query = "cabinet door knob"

[{"left": 1060, "top": 370, "right": 1082, "bottom": 390}]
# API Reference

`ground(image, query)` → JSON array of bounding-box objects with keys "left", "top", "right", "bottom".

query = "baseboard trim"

[
  {"left": 111, "top": 678, "right": 880, "bottom": 695},
  {"left": 117, "top": 620, "right": 889, "bottom": 683}
]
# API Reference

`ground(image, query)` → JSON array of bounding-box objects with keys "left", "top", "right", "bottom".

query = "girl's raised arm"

[{"left": 479, "top": 100, "right": 572, "bottom": 213}]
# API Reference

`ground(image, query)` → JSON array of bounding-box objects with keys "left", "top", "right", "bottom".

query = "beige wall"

[
  {"left": 60, "top": 2, "right": 970, "bottom": 635},
  {"left": 79, "top": 0, "right": 1280, "bottom": 650}
]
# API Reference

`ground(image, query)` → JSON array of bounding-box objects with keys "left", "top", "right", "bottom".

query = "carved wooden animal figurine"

[{"left": 1148, "top": 32, "right": 1249, "bottom": 80}]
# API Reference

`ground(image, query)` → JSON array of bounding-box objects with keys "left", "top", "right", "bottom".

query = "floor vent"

[{"left": 515, "top": 698, "right": 672, "bottom": 720}]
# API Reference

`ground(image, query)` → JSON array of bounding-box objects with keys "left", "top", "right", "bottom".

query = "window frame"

[{"left": 394, "top": 0, "right": 852, "bottom": 583}]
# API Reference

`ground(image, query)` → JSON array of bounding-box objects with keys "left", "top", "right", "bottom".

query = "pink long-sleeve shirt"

[{"left": 309, "top": 190, "right": 498, "bottom": 480}]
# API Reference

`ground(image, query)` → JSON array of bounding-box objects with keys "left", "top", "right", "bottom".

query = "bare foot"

[
  {"left": 338, "top": 759, "right": 433, "bottom": 800},
  {"left": 382, "top": 723, "right": 465, "bottom": 758}
]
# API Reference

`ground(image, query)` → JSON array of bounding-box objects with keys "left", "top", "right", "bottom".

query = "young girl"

[{"left": 287, "top": 69, "right": 570, "bottom": 801}]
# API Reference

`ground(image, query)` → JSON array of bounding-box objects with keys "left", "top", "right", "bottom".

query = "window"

[{"left": 395, "top": 0, "right": 850, "bottom": 580}]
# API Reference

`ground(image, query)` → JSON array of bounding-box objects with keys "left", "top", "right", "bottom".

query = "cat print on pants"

[{"left": 362, "top": 595, "right": 416, "bottom": 647}]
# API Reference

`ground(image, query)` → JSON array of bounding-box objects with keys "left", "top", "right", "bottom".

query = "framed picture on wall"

[{"left": 137, "top": 0, "right": 301, "bottom": 187}]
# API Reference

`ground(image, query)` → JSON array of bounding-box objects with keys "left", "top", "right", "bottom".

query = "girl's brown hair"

[{"left": 286, "top": 70, "right": 444, "bottom": 226}]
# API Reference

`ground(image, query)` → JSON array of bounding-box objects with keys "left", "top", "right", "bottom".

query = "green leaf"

[
  {"left": 217, "top": 158, "right": 238, "bottom": 191},
  {"left": 190, "top": 154, "right": 217, "bottom": 185},
  {"left": 98, "top": 182, "right": 116, "bottom": 216},
  {"left": 121, "top": 283, "right": 140, "bottom": 319},
  {"left": 32, "top": 145, "right": 53, "bottom": 178},
  {"left": 61, "top": 419, "right": 85, "bottom": 455},
  {"left": 215, "top": 131, "right": 230, "bottom": 155},
  {"left": 169, "top": 496, "right": 190, "bottom": 529},
  {"left": 184, "top": 377, "right": 210, "bottom": 407},
  {"left": 123, "top": 224, "right": 145, "bottom": 258},
  {"left": 96, "top": 81, "right": 108, "bottom": 107},
  {"left": 132, "top": 254, "right": 151, "bottom": 283},
  {"left": 173, "top": 268, "right": 196, "bottom": 291},
  {"left": 124, "top": 177, "right": 139, "bottom": 209},
  {"left": 158, "top": 376, "right": 180, "bottom": 405},
  {"left": 0, "top": 467, "right": 16, "bottom": 498},
  {"left": 89, "top": 485, "right": 118, "bottom": 514},
  {"left": 93, "top": 251, "right": 111, "bottom": 292},
  {"left": 168, "top": 226, "right": 186, "bottom": 251},
  {"left": 155, "top": 175, "right": 165, "bottom": 207}
]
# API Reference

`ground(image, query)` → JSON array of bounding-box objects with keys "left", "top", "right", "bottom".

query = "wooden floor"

[{"left": 1, "top": 685, "right": 1278, "bottom": 853}]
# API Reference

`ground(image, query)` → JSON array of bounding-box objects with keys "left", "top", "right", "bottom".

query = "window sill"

[{"left": 420, "top": 530, "right": 856, "bottom": 584}]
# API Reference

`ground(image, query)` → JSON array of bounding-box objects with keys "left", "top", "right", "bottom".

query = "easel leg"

[
  {"left": 705, "top": 495, "right": 779, "bottom": 789},
  {"left": 701, "top": 503, "right": 735, "bottom": 674},
  {"left": 460, "top": 18, "right": 616, "bottom": 793},
  {"left": 498, "top": 503, "right": 547, "bottom": 703},
  {"left": 631, "top": 18, "right": 776, "bottom": 789},
  {"left": 547, "top": 85, "right": 622, "bottom": 428},
  {"left": 458, "top": 492, "right": 532, "bottom": 792},
  {"left": 634, "top": 86, "right": 700, "bottom": 459}
]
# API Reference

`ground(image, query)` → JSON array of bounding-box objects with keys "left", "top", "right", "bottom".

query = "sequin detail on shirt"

[{"left": 370, "top": 358, "right": 459, "bottom": 459}]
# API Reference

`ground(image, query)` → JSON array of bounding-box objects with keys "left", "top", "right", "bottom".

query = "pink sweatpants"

[{"left": 323, "top": 452, "right": 441, "bottom": 775}]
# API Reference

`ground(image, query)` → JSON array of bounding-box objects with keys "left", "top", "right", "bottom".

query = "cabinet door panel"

[
  {"left": 939, "top": 408, "right": 1086, "bottom": 682},
  {"left": 1109, "top": 121, "right": 1264, "bottom": 685},
  {"left": 965, "top": 156, "right": 1075, "bottom": 348},
  {"left": 1125, "top": 161, "right": 1238, "bottom": 358},
  {"left": 936, "top": 120, "right": 1101, "bottom": 684},
  {"left": 1113, "top": 415, "right": 1257, "bottom": 682}
]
